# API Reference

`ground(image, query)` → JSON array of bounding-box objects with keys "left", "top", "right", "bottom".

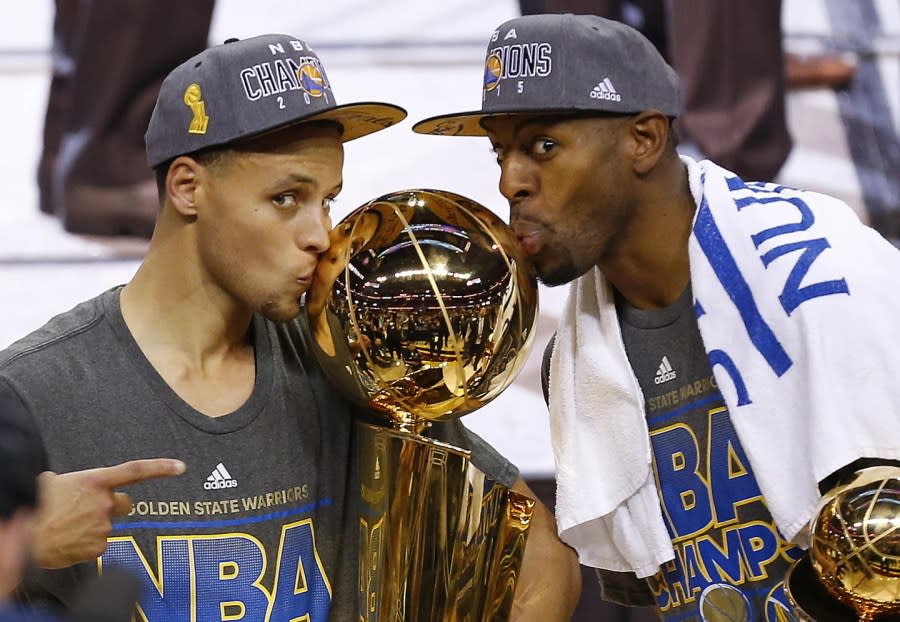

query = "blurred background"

[{"left": 0, "top": 1, "right": 897, "bottom": 617}]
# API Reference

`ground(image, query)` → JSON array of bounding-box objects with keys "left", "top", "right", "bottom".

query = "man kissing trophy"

[{"left": 304, "top": 189, "right": 539, "bottom": 621}]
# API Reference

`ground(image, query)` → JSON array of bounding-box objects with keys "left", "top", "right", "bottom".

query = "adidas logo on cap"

[
  {"left": 204, "top": 462, "right": 238, "bottom": 490},
  {"left": 590, "top": 77, "right": 621, "bottom": 102},
  {"left": 654, "top": 356, "right": 677, "bottom": 385}
]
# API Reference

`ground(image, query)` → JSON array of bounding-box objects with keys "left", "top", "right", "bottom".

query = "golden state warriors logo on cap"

[
  {"left": 297, "top": 61, "right": 326, "bottom": 98},
  {"left": 483, "top": 53, "right": 502, "bottom": 92}
]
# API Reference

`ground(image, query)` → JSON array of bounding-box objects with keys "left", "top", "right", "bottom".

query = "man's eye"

[
  {"left": 532, "top": 138, "right": 557, "bottom": 156},
  {"left": 491, "top": 146, "right": 504, "bottom": 165},
  {"left": 323, "top": 197, "right": 336, "bottom": 214},
  {"left": 273, "top": 194, "right": 298, "bottom": 209}
]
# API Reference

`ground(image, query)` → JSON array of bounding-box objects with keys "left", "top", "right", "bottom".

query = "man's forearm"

[{"left": 510, "top": 478, "right": 582, "bottom": 621}]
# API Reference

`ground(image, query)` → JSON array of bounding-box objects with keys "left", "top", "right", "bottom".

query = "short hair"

[
  {"left": 666, "top": 118, "right": 680, "bottom": 150},
  {"left": 153, "top": 147, "right": 232, "bottom": 200},
  {"left": 152, "top": 119, "right": 343, "bottom": 199}
]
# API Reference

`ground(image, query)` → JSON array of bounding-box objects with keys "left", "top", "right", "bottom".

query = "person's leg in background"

[
  {"left": 544, "top": 0, "right": 623, "bottom": 18},
  {"left": 518, "top": 0, "right": 670, "bottom": 72},
  {"left": 39, "top": 0, "right": 215, "bottom": 237},
  {"left": 667, "top": 0, "right": 792, "bottom": 181},
  {"left": 518, "top": 0, "right": 545, "bottom": 14},
  {"left": 36, "top": 0, "right": 79, "bottom": 216},
  {"left": 519, "top": 0, "right": 622, "bottom": 19}
]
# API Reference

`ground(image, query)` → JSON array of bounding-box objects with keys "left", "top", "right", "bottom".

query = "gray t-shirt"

[
  {"left": 0, "top": 287, "right": 517, "bottom": 621},
  {"left": 616, "top": 286, "right": 803, "bottom": 619}
]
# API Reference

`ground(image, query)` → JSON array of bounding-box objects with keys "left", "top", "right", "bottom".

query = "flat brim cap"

[
  {"left": 412, "top": 14, "right": 679, "bottom": 136},
  {"left": 146, "top": 34, "right": 407, "bottom": 167}
]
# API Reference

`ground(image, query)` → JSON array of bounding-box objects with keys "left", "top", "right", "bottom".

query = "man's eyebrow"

[
  {"left": 265, "top": 176, "right": 343, "bottom": 198},
  {"left": 268, "top": 173, "right": 316, "bottom": 189},
  {"left": 514, "top": 116, "right": 556, "bottom": 132},
  {"left": 483, "top": 115, "right": 567, "bottom": 141}
]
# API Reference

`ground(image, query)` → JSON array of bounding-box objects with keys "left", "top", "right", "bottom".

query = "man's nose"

[
  {"left": 498, "top": 155, "right": 534, "bottom": 204},
  {"left": 297, "top": 208, "right": 331, "bottom": 254}
]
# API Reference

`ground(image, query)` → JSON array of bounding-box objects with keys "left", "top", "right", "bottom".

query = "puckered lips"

[{"left": 511, "top": 220, "right": 544, "bottom": 256}]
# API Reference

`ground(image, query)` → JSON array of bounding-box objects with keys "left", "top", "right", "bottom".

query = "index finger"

[{"left": 89, "top": 459, "right": 186, "bottom": 489}]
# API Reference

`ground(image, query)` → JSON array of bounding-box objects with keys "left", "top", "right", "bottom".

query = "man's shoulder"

[{"left": 0, "top": 290, "right": 115, "bottom": 380}]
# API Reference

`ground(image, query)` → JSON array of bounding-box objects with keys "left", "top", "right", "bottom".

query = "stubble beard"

[
  {"left": 259, "top": 297, "right": 302, "bottom": 323},
  {"left": 534, "top": 244, "right": 590, "bottom": 287},
  {"left": 538, "top": 266, "right": 583, "bottom": 287}
]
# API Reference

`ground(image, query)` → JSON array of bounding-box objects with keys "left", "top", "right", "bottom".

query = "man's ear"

[
  {"left": 628, "top": 111, "right": 670, "bottom": 176},
  {"left": 165, "top": 156, "right": 203, "bottom": 218}
]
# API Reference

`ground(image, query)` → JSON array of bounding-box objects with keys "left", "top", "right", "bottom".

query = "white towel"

[
  {"left": 549, "top": 267, "right": 674, "bottom": 576},
  {"left": 550, "top": 155, "right": 900, "bottom": 576}
]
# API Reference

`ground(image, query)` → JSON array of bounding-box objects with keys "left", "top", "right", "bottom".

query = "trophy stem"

[
  {"left": 357, "top": 422, "right": 533, "bottom": 621},
  {"left": 394, "top": 414, "right": 428, "bottom": 435},
  {"left": 369, "top": 392, "right": 430, "bottom": 434}
]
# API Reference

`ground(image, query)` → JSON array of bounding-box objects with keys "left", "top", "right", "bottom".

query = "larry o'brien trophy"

[
  {"left": 303, "top": 189, "right": 539, "bottom": 621},
  {"left": 785, "top": 466, "right": 900, "bottom": 621}
]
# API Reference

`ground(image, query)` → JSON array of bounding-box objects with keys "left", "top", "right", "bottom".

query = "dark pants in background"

[{"left": 38, "top": 0, "right": 215, "bottom": 236}]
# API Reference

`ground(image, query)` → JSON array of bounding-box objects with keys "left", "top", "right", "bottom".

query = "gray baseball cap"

[
  {"left": 412, "top": 14, "right": 679, "bottom": 136},
  {"left": 146, "top": 34, "right": 407, "bottom": 167}
]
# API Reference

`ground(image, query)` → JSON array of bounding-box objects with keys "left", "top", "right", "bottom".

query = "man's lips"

[{"left": 511, "top": 222, "right": 544, "bottom": 256}]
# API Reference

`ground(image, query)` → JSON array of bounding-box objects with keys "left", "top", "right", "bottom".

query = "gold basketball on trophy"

[
  {"left": 785, "top": 466, "right": 900, "bottom": 621},
  {"left": 305, "top": 187, "right": 538, "bottom": 429},
  {"left": 304, "top": 189, "right": 539, "bottom": 621}
]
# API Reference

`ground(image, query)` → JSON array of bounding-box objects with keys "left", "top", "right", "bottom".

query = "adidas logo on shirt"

[
  {"left": 204, "top": 462, "right": 238, "bottom": 490},
  {"left": 590, "top": 77, "right": 621, "bottom": 102},
  {"left": 654, "top": 356, "right": 677, "bottom": 385}
]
